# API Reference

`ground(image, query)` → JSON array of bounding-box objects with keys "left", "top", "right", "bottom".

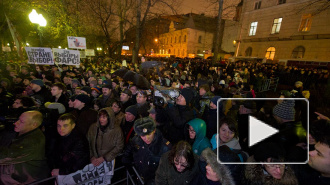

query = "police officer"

[{"left": 122, "top": 117, "right": 171, "bottom": 185}]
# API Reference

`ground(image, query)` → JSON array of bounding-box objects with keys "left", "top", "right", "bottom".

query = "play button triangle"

[{"left": 249, "top": 116, "right": 279, "bottom": 147}]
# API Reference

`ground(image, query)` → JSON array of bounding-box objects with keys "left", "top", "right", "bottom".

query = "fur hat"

[
  {"left": 125, "top": 105, "right": 137, "bottom": 117},
  {"left": 180, "top": 88, "right": 194, "bottom": 104},
  {"left": 75, "top": 94, "right": 90, "bottom": 104},
  {"left": 31, "top": 79, "right": 44, "bottom": 87},
  {"left": 122, "top": 88, "right": 132, "bottom": 97},
  {"left": 102, "top": 84, "right": 112, "bottom": 90},
  {"left": 273, "top": 100, "right": 295, "bottom": 121},
  {"left": 201, "top": 148, "right": 235, "bottom": 185},
  {"left": 134, "top": 117, "right": 156, "bottom": 136}
]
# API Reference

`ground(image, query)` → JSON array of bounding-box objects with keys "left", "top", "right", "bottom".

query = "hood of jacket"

[
  {"left": 244, "top": 156, "right": 298, "bottom": 185},
  {"left": 201, "top": 148, "right": 235, "bottom": 185},
  {"left": 97, "top": 107, "right": 116, "bottom": 131},
  {"left": 188, "top": 118, "right": 207, "bottom": 143}
]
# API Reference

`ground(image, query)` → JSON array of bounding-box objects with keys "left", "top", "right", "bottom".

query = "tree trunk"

[
  {"left": 212, "top": 0, "right": 224, "bottom": 64},
  {"left": 132, "top": 0, "right": 141, "bottom": 64}
]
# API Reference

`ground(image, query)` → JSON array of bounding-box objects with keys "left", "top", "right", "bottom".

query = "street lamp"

[{"left": 29, "top": 9, "right": 47, "bottom": 46}]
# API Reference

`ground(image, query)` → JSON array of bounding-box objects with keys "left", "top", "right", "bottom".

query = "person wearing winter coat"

[
  {"left": 155, "top": 141, "right": 199, "bottom": 185},
  {"left": 242, "top": 142, "right": 298, "bottom": 185},
  {"left": 51, "top": 113, "right": 90, "bottom": 176},
  {"left": 189, "top": 148, "right": 236, "bottom": 185},
  {"left": 122, "top": 117, "right": 172, "bottom": 185},
  {"left": 187, "top": 118, "right": 211, "bottom": 155},
  {"left": 210, "top": 117, "right": 248, "bottom": 162},
  {"left": 87, "top": 107, "right": 124, "bottom": 167}
]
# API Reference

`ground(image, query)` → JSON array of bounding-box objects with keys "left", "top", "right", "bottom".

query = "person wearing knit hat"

[
  {"left": 31, "top": 79, "right": 44, "bottom": 87},
  {"left": 273, "top": 100, "right": 295, "bottom": 122},
  {"left": 71, "top": 94, "right": 98, "bottom": 135},
  {"left": 80, "top": 86, "right": 92, "bottom": 95},
  {"left": 125, "top": 105, "right": 138, "bottom": 118},
  {"left": 178, "top": 88, "right": 194, "bottom": 105},
  {"left": 30, "top": 79, "right": 52, "bottom": 106}
]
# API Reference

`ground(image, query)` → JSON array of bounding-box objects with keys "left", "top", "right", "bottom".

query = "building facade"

[
  {"left": 158, "top": 14, "right": 216, "bottom": 58},
  {"left": 235, "top": 0, "right": 330, "bottom": 61}
]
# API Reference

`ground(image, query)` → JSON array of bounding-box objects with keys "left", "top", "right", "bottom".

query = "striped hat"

[{"left": 273, "top": 100, "right": 295, "bottom": 121}]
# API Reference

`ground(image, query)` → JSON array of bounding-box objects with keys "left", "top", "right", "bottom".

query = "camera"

[{"left": 153, "top": 86, "right": 180, "bottom": 107}]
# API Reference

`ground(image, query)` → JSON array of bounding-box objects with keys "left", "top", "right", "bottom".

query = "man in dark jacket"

[
  {"left": 0, "top": 111, "right": 49, "bottom": 184},
  {"left": 50, "top": 82, "right": 69, "bottom": 111},
  {"left": 71, "top": 94, "right": 98, "bottom": 135},
  {"left": 122, "top": 117, "right": 172, "bottom": 185},
  {"left": 156, "top": 88, "right": 195, "bottom": 144},
  {"left": 29, "top": 79, "right": 52, "bottom": 107},
  {"left": 98, "top": 84, "right": 117, "bottom": 108},
  {"left": 136, "top": 90, "right": 150, "bottom": 118},
  {"left": 120, "top": 88, "right": 133, "bottom": 113},
  {"left": 51, "top": 113, "right": 90, "bottom": 176}
]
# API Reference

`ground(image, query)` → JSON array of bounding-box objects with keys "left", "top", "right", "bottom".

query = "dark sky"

[{"left": 179, "top": 0, "right": 216, "bottom": 15}]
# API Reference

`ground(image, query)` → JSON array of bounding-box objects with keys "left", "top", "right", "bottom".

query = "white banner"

[
  {"left": 80, "top": 50, "right": 86, "bottom": 58},
  {"left": 67, "top": 36, "right": 86, "bottom": 49},
  {"left": 85, "top": 49, "right": 95, "bottom": 56},
  {"left": 57, "top": 160, "right": 114, "bottom": 185},
  {"left": 53, "top": 48, "right": 80, "bottom": 65},
  {"left": 25, "top": 47, "right": 54, "bottom": 65}
]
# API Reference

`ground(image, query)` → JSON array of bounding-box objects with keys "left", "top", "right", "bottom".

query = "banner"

[
  {"left": 67, "top": 36, "right": 86, "bottom": 49},
  {"left": 25, "top": 47, "right": 54, "bottom": 65},
  {"left": 53, "top": 48, "right": 80, "bottom": 65},
  {"left": 85, "top": 49, "right": 95, "bottom": 56},
  {"left": 57, "top": 160, "right": 114, "bottom": 185},
  {"left": 80, "top": 50, "right": 86, "bottom": 58}
]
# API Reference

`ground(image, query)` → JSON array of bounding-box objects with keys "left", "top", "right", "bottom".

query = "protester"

[
  {"left": 186, "top": 118, "right": 211, "bottom": 155},
  {"left": 87, "top": 107, "right": 124, "bottom": 167},
  {"left": 155, "top": 141, "right": 199, "bottom": 185},
  {"left": 51, "top": 113, "right": 90, "bottom": 176},
  {"left": 71, "top": 94, "right": 98, "bottom": 135},
  {"left": 0, "top": 111, "right": 49, "bottom": 184}
]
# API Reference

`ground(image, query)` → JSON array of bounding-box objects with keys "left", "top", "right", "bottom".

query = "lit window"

[
  {"left": 265, "top": 47, "right": 275, "bottom": 60},
  {"left": 271, "top": 18, "right": 282, "bottom": 34},
  {"left": 179, "top": 36, "right": 181, "bottom": 43},
  {"left": 249, "top": 22, "right": 258, "bottom": 36},
  {"left": 175, "top": 37, "right": 177, "bottom": 43},
  {"left": 291, "top": 46, "right": 305, "bottom": 58},
  {"left": 171, "top": 37, "right": 172, "bottom": 43},
  {"left": 278, "top": 0, "right": 286, "bottom": 5},
  {"left": 198, "top": 36, "right": 202, "bottom": 43},
  {"left": 245, "top": 47, "right": 252, "bottom": 56},
  {"left": 184, "top": 35, "right": 186, "bottom": 42},
  {"left": 254, "top": 1, "right": 261, "bottom": 10},
  {"left": 299, "top": 14, "right": 312, "bottom": 32}
]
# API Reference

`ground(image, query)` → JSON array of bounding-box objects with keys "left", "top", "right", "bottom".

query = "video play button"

[{"left": 249, "top": 116, "right": 279, "bottom": 147}]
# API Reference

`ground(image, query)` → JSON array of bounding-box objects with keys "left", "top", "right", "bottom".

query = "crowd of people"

[{"left": 0, "top": 56, "right": 329, "bottom": 185}]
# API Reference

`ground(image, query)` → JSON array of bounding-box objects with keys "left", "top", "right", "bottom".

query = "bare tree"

[
  {"left": 132, "top": 0, "right": 181, "bottom": 63},
  {"left": 296, "top": 0, "right": 330, "bottom": 16}
]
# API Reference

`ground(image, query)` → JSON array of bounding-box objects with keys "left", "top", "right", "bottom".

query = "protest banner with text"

[
  {"left": 25, "top": 47, "right": 54, "bottom": 65},
  {"left": 53, "top": 48, "right": 80, "bottom": 65},
  {"left": 57, "top": 160, "right": 114, "bottom": 185}
]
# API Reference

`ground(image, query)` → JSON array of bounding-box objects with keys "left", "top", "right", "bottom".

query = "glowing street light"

[
  {"left": 7, "top": 43, "right": 10, "bottom": 46},
  {"left": 26, "top": 43, "right": 30, "bottom": 46},
  {"left": 29, "top": 9, "right": 47, "bottom": 27},
  {"left": 58, "top": 46, "right": 61, "bottom": 49},
  {"left": 155, "top": 38, "right": 158, "bottom": 42}
]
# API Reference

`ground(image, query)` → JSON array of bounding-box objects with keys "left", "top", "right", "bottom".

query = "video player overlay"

[{"left": 216, "top": 98, "right": 309, "bottom": 165}]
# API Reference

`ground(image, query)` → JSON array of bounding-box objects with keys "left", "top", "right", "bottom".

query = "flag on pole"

[{"left": 5, "top": 14, "right": 23, "bottom": 59}]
